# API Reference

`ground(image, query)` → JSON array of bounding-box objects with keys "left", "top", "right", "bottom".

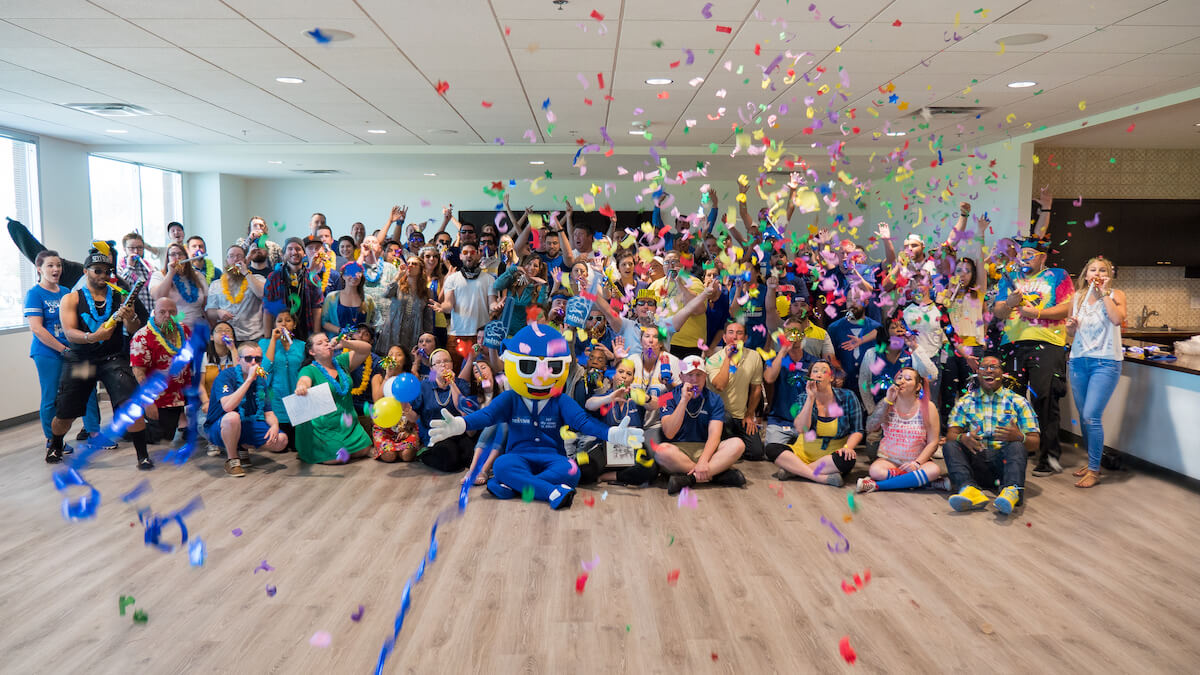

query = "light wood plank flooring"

[{"left": 1, "top": 421, "right": 1198, "bottom": 674}]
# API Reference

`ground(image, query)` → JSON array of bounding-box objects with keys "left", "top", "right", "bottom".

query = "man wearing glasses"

[
  {"left": 204, "top": 342, "right": 287, "bottom": 477},
  {"left": 119, "top": 232, "right": 156, "bottom": 314}
]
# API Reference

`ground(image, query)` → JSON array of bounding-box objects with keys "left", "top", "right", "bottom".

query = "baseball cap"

[
  {"left": 680, "top": 355, "right": 705, "bottom": 374},
  {"left": 302, "top": 235, "right": 323, "bottom": 248},
  {"left": 903, "top": 234, "right": 924, "bottom": 247},
  {"left": 84, "top": 248, "right": 114, "bottom": 270}
]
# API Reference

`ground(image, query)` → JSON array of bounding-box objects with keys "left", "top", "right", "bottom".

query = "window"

[
  {"left": 0, "top": 131, "right": 41, "bottom": 330},
  {"left": 88, "top": 156, "right": 182, "bottom": 258}
]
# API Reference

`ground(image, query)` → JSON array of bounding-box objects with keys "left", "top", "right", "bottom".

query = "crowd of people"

[{"left": 20, "top": 178, "right": 1128, "bottom": 509}]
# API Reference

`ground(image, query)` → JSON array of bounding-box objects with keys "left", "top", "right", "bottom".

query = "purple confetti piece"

[
  {"left": 581, "top": 555, "right": 600, "bottom": 572},
  {"left": 255, "top": 560, "right": 274, "bottom": 574},
  {"left": 336, "top": 448, "right": 349, "bottom": 463},
  {"left": 494, "top": 137, "right": 505, "bottom": 145},
  {"left": 1073, "top": 196, "right": 1083, "bottom": 206},
  {"left": 820, "top": 515, "right": 850, "bottom": 553},
  {"left": 684, "top": 48, "right": 694, "bottom": 66},
  {"left": 701, "top": 2, "right": 713, "bottom": 19},
  {"left": 1085, "top": 212, "right": 1101, "bottom": 228},
  {"left": 829, "top": 16, "right": 847, "bottom": 29},
  {"left": 266, "top": 584, "right": 277, "bottom": 596},
  {"left": 351, "top": 604, "right": 365, "bottom": 622},
  {"left": 232, "top": 528, "right": 243, "bottom": 537}
]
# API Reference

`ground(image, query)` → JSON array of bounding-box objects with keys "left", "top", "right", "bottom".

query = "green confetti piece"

[
  {"left": 119, "top": 595, "right": 135, "bottom": 616},
  {"left": 709, "top": 142, "right": 719, "bottom": 153},
  {"left": 132, "top": 609, "right": 148, "bottom": 623},
  {"left": 544, "top": 170, "right": 552, "bottom": 179},
  {"left": 1109, "top": 157, "right": 1116, "bottom": 163},
  {"left": 546, "top": 123, "right": 555, "bottom": 135},
  {"left": 643, "top": 131, "right": 652, "bottom": 140},
  {"left": 668, "top": 535, "right": 675, "bottom": 546},
  {"left": 847, "top": 491, "right": 857, "bottom": 513},
  {"left": 626, "top": 624, "right": 631, "bottom": 632},
  {"left": 521, "top": 485, "right": 535, "bottom": 502},
  {"left": 683, "top": 126, "right": 689, "bottom": 134},
  {"left": 652, "top": 39, "right": 663, "bottom": 48}
]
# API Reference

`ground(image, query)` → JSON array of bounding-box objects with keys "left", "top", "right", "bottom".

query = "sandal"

[
  {"left": 1072, "top": 466, "right": 1090, "bottom": 478},
  {"left": 473, "top": 471, "right": 490, "bottom": 486},
  {"left": 1074, "top": 469, "right": 1100, "bottom": 488}
]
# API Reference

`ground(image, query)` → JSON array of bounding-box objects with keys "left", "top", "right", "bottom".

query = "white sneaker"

[
  {"left": 1047, "top": 455, "right": 1063, "bottom": 473},
  {"left": 933, "top": 446, "right": 944, "bottom": 459},
  {"left": 205, "top": 442, "right": 221, "bottom": 457}
]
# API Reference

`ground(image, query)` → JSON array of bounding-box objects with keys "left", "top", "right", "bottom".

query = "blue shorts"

[{"left": 206, "top": 416, "right": 272, "bottom": 450}]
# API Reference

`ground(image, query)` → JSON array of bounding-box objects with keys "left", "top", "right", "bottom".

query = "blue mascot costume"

[{"left": 430, "top": 323, "right": 644, "bottom": 509}]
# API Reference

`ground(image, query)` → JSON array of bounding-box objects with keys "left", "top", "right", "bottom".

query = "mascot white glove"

[
  {"left": 607, "top": 415, "right": 645, "bottom": 450},
  {"left": 429, "top": 409, "right": 467, "bottom": 445}
]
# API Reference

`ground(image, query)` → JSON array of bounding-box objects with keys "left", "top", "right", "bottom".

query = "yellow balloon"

[{"left": 371, "top": 397, "right": 403, "bottom": 428}]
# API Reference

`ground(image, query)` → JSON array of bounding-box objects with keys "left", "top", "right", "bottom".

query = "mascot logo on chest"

[{"left": 502, "top": 324, "right": 572, "bottom": 399}]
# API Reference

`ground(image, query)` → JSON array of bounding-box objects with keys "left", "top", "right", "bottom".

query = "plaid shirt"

[
  {"left": 794, "top": 387, "right": 865, "bottom": 440},
  {"left": 118, "top": 258, "right": 155, "bottom": 315},
  {"left": 948, "top": 386, "right": 1038, "bottom": 449},
  {"left": 264, "top": 266, "right": 324, "bottom": 339}
]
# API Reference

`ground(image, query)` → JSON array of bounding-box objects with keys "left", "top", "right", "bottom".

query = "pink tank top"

[{"left": 878, "top": 404, "right": 927, "bottom": 464}]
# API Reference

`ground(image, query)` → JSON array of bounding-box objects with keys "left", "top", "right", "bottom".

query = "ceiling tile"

[
  {"left": 998, "top": 0, "right": 1162, "bottom": 25},
  {"left": 222, "top": 0, "right": 367, "bottom": 20},
  {"left": 131, "top": 18, "right": 277, "bottom": 48},
  {"left": 90, "top": 0, "right": 240, "bottom": 19},
  {"left": 9, "top": 18, "right": 170, "bottom": 47},
  {"left": 1054, "top": 25, "right": 1200, "bottom": 53},
  {"left": 0, "top": 0, "right": 110, "bottom": 19},
  {"left": 1120, "top": 0, "right": 1200, "bottom": 26}
]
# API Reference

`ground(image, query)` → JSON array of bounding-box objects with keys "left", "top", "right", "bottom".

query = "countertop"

[{"left": 1121, "top": 339, "right": 1200, "bottom": 376}]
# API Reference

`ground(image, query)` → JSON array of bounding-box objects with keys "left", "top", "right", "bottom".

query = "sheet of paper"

[
  {"left": 281, "top": 382, "right": 337, "bottom": 425},
  {"left": 606, "top": 442, "right": 635, "bottom": 468}
]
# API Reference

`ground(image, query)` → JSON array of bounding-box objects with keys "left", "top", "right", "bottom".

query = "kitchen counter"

[
  {"left": 1122, "top": 327, "right": 1200, "bottom": 346},
  {"left": 1061, "top": 338, "right": 1200, "bottom": 479}
]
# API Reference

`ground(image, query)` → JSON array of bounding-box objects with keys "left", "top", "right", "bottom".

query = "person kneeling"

[
  {"left": 655, "top": 355, "right": 746, "bottom": 495},
  {"left": 856, "top": 366, "right": 950, "bottom": 494},
  {"left": 763, "top": 360, "right": 863, "bottom": 487},
  {"left": 942, "top": 354, "right": 1039, "bottom": 514},
  {"left": 205, "top": 343, "right": 288, "bottom": 477}
]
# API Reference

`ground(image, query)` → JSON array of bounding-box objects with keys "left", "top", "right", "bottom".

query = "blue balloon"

[{"left": 390, "top": 373, "right": 421, "bottom": 403}]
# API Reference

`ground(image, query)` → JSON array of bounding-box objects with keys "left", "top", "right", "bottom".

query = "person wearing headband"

[{"left": 992, "top": 227, "right": 1074, "bottom": 478}]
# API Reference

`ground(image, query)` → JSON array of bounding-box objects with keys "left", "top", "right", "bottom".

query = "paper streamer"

[
  {"left": 819, "top": 515, "right": 850, "bottom": 553},
  {"left": 374, "top": 447, "right": 486, "bottom": 674}
]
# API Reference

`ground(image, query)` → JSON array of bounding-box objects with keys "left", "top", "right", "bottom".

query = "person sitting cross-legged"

[
  {"left": 764, "top": 359, "right": 863, "bottom": 487},
  {"left": 856, "top": 366, "right": 950, "bottom": 494},
  {"left": 654, "top": 355, "right": 747, "bottom": 495},
  {"left": 941, "top": 353, "right": 1039, "bottom": 514},
  {"left": 205, "top": 342, "right": 288, "bottom": 477}
]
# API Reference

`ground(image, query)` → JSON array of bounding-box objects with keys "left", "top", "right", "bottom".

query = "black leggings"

[
  {"left": 147, "top": 406, "right": 184, "bottom": 444},
  {"left": 419, "top": 434, "right": 474, "bottom": 472},
  {"left": 764, "top": 443, "right": 856, "bottom": 474}
]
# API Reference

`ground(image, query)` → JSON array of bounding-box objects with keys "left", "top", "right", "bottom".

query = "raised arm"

[{"left": 1032, "top": 186, "right": 1052, "bottom": 239}]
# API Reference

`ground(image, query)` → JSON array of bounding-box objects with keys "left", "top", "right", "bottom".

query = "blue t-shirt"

[
  {"left": 205, "top": 367, "right": 273, "bottom": 435},
  {"left": 740, "top": 282, "right": 769, "bottom": 350},
  {"left": 259, "top": 338, "right": 306, "bottom": 424},
  {"left": 827, "top": 316, "right": 883, "bottom": 386},
  {"left": 705, "top": 288, "right": 731, "bottom": 344},
  {"left": 24, "top": 284, "right": 70, "bottom": 358},
  {"left": 767, "top": 352, "right": 817, "bottom": 425},
  {"left": 411, "top": 378, "right": 470, "bottom": 445},
  {"left": 660, "top": 386, "right": 725, "bottom": 443},
  {"left": 461, "top": 389, "right": 612, "bottom": 456},
  {"left": 539, "top": 252, "right": 566, "bottom": 276}
]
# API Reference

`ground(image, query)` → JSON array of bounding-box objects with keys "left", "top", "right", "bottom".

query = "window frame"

[
  {"left": 87, "top": 153, "right": 183, "bottom": 256},
  {"left": 0, "top": 126, "right": 41, "bottom": 335}
]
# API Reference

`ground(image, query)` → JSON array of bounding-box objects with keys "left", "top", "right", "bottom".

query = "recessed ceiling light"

[
  {"left": 367, "top": 129, "right": 387, "bottom": 134},
  {"left": 629, "top": 129, "right": 648, "bottom": 135},
  {"left": 529, "top": 160, "right": 545, "bottom": 165},
  {"left": 105, "top": 129, "right": 128, "bottom": 134},
  {"left": 423, "top": 172, "right": 437, "bottom": 176},
  {"left": 1007, "top": 81, "right": 1038, "bottom": 88},
  {"left": 268, "top": 160, "right": 283, "bottom": 164},
  {"left": 645, "top": 78, "right": 673, "bottom": 85},
  {"left": 997, "top": 33, "right": 1048, "bottom": 46},
  {"left": 275, "top": 77, "right": 304, "bottom": 84},
  {"left": 885, "top": 131, "right": 906, "bottom": 137}
]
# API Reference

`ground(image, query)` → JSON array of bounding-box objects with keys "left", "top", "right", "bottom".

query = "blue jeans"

[
  {"left": 32, "top": 353, "right": 100, "bottom": 440},
  {"left": 942, "top": 439, "right": 1027, "bottom": 492},
  {"left": 1068, "top": 357, "right": 1122, "bottom": 471}
]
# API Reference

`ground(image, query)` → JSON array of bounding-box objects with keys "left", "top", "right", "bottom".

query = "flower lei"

[
  {"left": 363, "top": 259, "right": 382, "bottom": 284},
  {"left": 81, "top": 286, "right": 114, "bottom": 331},
  {"left": 231, "top": 366, "right": 267, "bottom": 418},
  {"left": 323, "top": 358, "right": 351, "bottom": 397},
  {"left": 173, "top": 272, "right": 199, "bottom": 303},
  {"left": 221, "top": 272, "right": 248, "bottom": 304},
  {"left": 202, "top": 258, "right": 217, "bottom": 283},
  {"left": 350, "top": 353, "right": 373, "bottom": 396},
  {"left": 285, "top": 266, "right": 303, "bottom": 316},
  {"left": 148, "top": 315, "right": 182, "bottom": 356},
  {"left": 309, "top": 253, "right": 332, "bottom": 292}
]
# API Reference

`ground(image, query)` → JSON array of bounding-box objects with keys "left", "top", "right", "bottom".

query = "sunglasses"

[
  {"left": 635, "top": 300, "right": 656, "bottom": 307},
  {"left": 242, "top": 355, "right": 263, "bottom": 363}
]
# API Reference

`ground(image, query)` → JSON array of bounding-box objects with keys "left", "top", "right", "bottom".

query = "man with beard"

[
  {"left": 826, "top": 298, "right": 882, "bottom": 400},
  {"left": 431, "top": 242, "right": 497, "bottom": 369},
  {"left": 131, "top": 297, "right": 193, "bottom": 445},
  {"left": 206, "top": 243, "right": 266, "bottom": 340},
  {"left": 186, "top": 235, "right": 222, "bottom": 284},
  {"left": 241, "top": 216, "right": 283, "bottom": 267},
  {"left": 264, "top": 237, "right": 324, "bottom": 340},
  {"left": 242, "top": 235, "right": 273, "bottom": 278},
  {"left": 49, "top": 247, "right": 151, "bottom": 467}
]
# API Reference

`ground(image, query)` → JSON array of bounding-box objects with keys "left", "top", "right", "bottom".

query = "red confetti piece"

[
  {"left": 584, "top": 495, "right": 595, "bottom": 507},
  {"left": 711, "top": 652, "right": 718, "bottom": 662},
  {"left": 481, "top": 100, "right": 493, "bottom": 107},
  {"left": 892, "top": 19, "right": 902, "bottom": 26},
  {"left": 841, "top": 580, "right": 857, "bottom": 594},
  {"left": 575, "top": 572, "right": 589, "bottom": 594},
  {"left": 839, "top": 636, "right": 857, "bottom": 664},
  {"left": 505, "top": 26, "right": 511, "bottom": 36},
  {"left": 669, "top": 60, "right": 680, "bottom": 68},
  {"left": 657, "top": 393, "right": 673, "bottom": 407},
  {"left": 754, "top": 44, "right": 761, "bottom": 55},
  {"left": 1026, "top": 522, "right": 1032, "bottom": 527},
  {"left": 525, "top": 307, "right": 540, "bottom": 322},
  {"left": 667, "top": 569, "right": 680, "bottom": 586},
  {"left": 598, "top": 204, "right": 615, "bottom": 218},
  {"left": 583, "top": 98, "right": 592, "bottom": 105},
  {"left": 434, "top": 80, "right": 449, "bottom": 95},
  {"left": 657, "top": 90, "right": 669, "bottom": 99},
  {"left": 715, "top": 25, "right": 732, "bottom": 33},
  {"left": 590, "top": 9, "right": 604, "bottom": 21},
  {"left": 597, "top": 73, "right": 605, "bottom": 89},
  {"left": 1126, "top": 123, "right": 1135, "bottom": 132}
]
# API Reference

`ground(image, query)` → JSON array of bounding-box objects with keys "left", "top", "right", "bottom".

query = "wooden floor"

[{"left": 1, "top": 420, "right": 1199, "bottom": 675}]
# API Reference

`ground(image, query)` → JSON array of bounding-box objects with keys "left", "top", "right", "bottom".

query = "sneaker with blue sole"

[
  {"left": 993, "top": 486, "right": 1021, "bottom": 514},
  {"left": 949, "top": 485, "right": 989, "bottom": 512}
]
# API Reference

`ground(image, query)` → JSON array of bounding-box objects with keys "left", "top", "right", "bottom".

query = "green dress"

[{"left": 296, "top": 352, "right": 372, "bottom": 463}]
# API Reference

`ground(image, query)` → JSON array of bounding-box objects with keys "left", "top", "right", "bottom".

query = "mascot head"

[{"left": 502, "top": 323, "right": 571, "bottom": 400}]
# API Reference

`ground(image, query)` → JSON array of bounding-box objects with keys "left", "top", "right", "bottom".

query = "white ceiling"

[{"left": 1, "top": 0, "right": 1199, "bottom": 179}]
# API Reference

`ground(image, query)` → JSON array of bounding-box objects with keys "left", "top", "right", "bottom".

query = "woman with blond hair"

[
  {"left": 857, "top": 366, "right": 950, "bottom": 493},
  {"left": 1065, "top": 256, "right": 1126, "bottom": 488}
]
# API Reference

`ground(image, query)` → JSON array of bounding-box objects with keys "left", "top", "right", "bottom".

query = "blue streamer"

[
  {"left": 374, "top": 458, "right": 483, "bottom": 674},
  {"left": 120, "top": 479, "right": 151, "bottom": 503},
  {"left": 53, "top": 467, "right": 100, "bottom": 520}
]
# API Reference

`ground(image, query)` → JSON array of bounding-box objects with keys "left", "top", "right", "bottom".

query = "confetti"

[
  {"left": 266, "top": 584, "right": 277, "bottom": 596},
  {"left": 132, "top": 609, "right": 148, "bottom": 623},
  {"left": 435, "top": 80, "right": 449, "bottom": 95},
  {"left": 829, "top": 17, "right": 847, "bottom": 29},
  {"left": 677, "top": 486, "right": 698, "bottom": 509},
  {"left": 118, "top": 595, "right": 135, "bottom": 616},
  {"left": 1078, "top": 100, "right": 1086, "bottom": 110},
  {"left": 1126, "top": 122, "right": 1135, "bottom": 132},
  {"left": 306, "top": 28, "right": 331, "bottom": 44},
  {"left": 351, "top": 605, "right": 365, "bottom": 622},
  {"left": 892, "top": 19, "right": 902, "bottom": 26},
  {"left": 590, "top": 9, "right": 604, "bottom": 21},
  {"left": 584, "top": 495, "right": 596, "bottom": 507},
  {"left": 820, "top": 516, "right": 850, "bottom": 553},
  {"left": 1084, "top": 212, "right": 1102, "bottom": 228},
  {"left": 582, "top": 555, "right": 600, "bottom": 572},
  {"left": 310, "top": 631, "right": 332, "bottom": 648},
  {"left": 481, "top": 100, "right": 493, "bottom": 108},
  {"left": 715, "top": 25, "right": 732, "bottom": 33},
  {"left": 255, "top": 560, "right": 274, "bottom": 574},
  {"left": 667, "top": 569, "right": 680, "bottom": 586},
  {"left": 336, "top": 448, "right": 349, "bottom": 463},
  {"left": 522, "top": 485, "right": 535, "bottom": 502},
  {"left": 839, "top": 636, "right": 857, "bottom": 664},
  {"left": 188, "top": 537, "right": 206, "bottom": 567},
  {"left": 575, "top": 572, "right": 589, "bottom": 594}
]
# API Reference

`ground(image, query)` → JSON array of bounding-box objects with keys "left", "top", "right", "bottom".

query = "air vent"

[
  {"left": 65, "top": 103, "right": 156, "bottom": 117},
  {"left": 923, "top": 106, "right": 990, "bottom": 117},
  {"left": 290, "top": 169, "right": 343, "bottom": 175}
]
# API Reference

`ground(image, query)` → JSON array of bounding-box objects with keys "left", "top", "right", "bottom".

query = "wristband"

[
  {"left": 1038, "top": 208, "right": 1050, "bottom": 214},
  {"left": 1019, "top": 432, "right": 1027, "bottom": 443}
]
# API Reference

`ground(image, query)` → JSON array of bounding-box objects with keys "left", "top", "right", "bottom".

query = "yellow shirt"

[
  {"left": 649, "top": 275, "right": 706, "bottom": 349},
  {"left": 704, "top": 347, "right": 764, "bottom": 420}
]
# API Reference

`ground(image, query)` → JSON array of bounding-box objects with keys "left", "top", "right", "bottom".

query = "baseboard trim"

[
  {"left": 1058, "top": 429, "right": 1200, "bottom": 490},
  {"left": 0, "top": 411, "right": 39, "bottom": 430}
]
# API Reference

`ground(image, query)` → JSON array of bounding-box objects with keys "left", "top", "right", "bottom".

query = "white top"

[
  {"left": 205, "top": 276, "right": 264, "bottom": 340},
  {"left": 150, "top": 269, "right": 207, "bottom": 327},
  {"left": 1070, "top": 291, "right": 1123, "bottom": 361},
  {"left": 902, "top": 302, "right": 945, "bottom": 361},
  {"left": 443, "top": 271, "right": 496, "bottom": 336}
]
